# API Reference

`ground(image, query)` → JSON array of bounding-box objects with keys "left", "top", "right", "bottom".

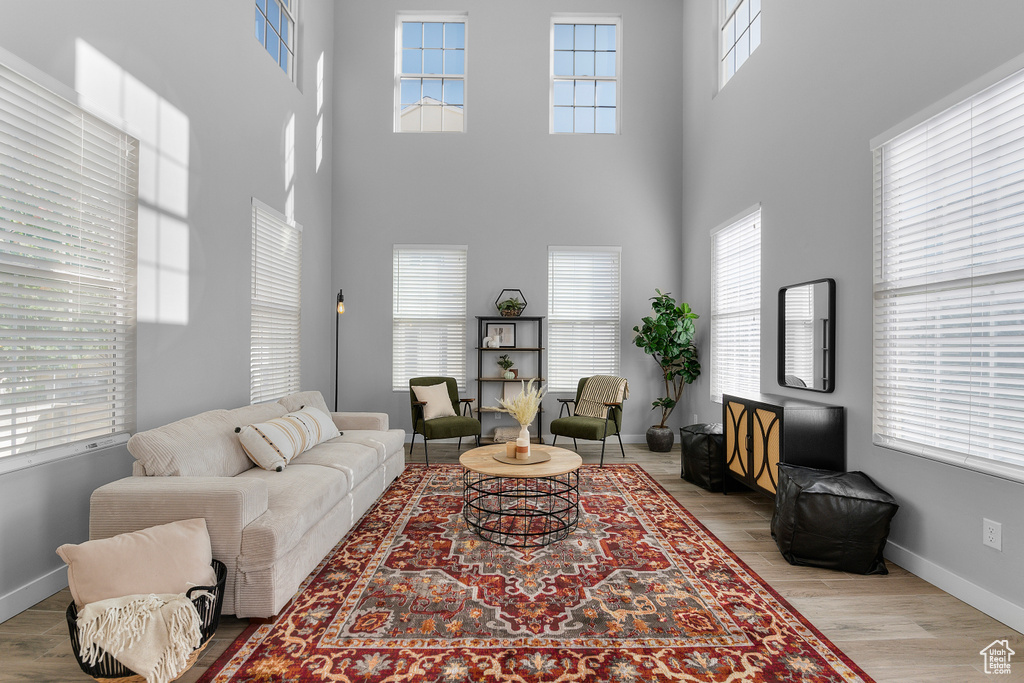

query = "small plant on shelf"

[
  {"left": 497, "top": 354, "right": 515, "bottom": 379},
  {"left": 496, "top": 296, "right": 524, "bottom": 317}
]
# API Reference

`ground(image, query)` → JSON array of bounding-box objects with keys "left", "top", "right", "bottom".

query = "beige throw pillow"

[
  {"left": 56, "top": 518, "right": 217, "bottom": 609},
  {"left": 412, "top": 383, "right": 457, "bottom": 420},
  {"left": 236, "top": 407, "right": 341, "bottom": 471}
]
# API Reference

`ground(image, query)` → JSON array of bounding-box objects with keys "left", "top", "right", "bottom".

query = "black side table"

[{"left": 680, "top": 423, "right": 725, "bottom": 492}]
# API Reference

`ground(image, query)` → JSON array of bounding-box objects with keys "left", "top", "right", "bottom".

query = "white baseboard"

[
  {"left": 885, "top": 541, "right": 1024, "bottom": 634},
  {"left": 0, "top": 565, "right": 67, "bottom": 624}
]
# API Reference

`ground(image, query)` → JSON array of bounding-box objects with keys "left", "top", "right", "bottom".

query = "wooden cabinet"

[
  {"left": 476, "top": 316, "right": 545, "bottom": 442},
  {"left": 722, "top": 393, "right": 844, "bottom": 496}
]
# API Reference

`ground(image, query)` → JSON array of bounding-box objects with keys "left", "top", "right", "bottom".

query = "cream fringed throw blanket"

[
  {"left": 574, "top": 376, "right": 629, "bottom": 419},
  {"left": 77, "top": 593, "right": 203, "bottom": 683}
]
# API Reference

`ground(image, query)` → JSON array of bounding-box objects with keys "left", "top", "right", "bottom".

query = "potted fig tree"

[{"left": 632, "top": 290, "right": 701, "bottom": 452}]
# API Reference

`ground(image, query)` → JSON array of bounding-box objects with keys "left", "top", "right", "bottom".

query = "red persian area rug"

[{"left": 198, "top": 464, "right": 873, "bottom": 682}]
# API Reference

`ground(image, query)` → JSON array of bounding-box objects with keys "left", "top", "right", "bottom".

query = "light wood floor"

[{"left": 2, "top": 443, "right": 1021, "bottom": 682}]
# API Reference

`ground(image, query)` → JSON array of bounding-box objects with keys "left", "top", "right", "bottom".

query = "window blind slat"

[
  {"left": 873, "top": 64, "right": 1024, "bottom": 475},
  {"left": 250, "top": 200, "right": 301, "bottom": 405},
  {"left": 547, "top": 247, "right": 621, "bottom": 392},
  {"left": 711, "top": 210, "right": 761, "bottom": 403},
  {"left": 0, "top": 60, "right": 138, "bottom": 463},
  {"left": 392, "top": 246, "right": 468, "bottom": 391}
]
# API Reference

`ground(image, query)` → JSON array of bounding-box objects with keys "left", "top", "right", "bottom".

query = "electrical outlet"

[{"left": 983, "top": 518, "right": 1002, "bottom": 551}]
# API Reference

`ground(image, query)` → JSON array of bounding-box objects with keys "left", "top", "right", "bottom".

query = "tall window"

[
  {"left": 255, "top": 0, "right": 296, "bottom": 80},
  {"left": 250, "top": 200, "right": 301, "bottom": 404},
  {"left": 710, "top": 209, "right": 761, "bottom": 403},
  {"left": 0, "top": 59, "right": 139, "bottom": 470},
  {"left": 548, "top": 247, "right": 621, "bottom": 391},
  {"left": 392, "top": 245, "right": 468, "bottom": 390},
  {"left": 873, "top": 66, "right": 1024, "bottom": 479},
  {"left": 396, "top": 15, "right": 466, "bottom": 133},
  {"left": 551, "top": 18, "right": 620, "bottom": 134},
  {"left": 720, "top": 0, "right": 760, "bottom": 88}
]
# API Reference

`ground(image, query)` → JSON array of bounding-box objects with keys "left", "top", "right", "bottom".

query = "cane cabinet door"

[{"left": 722, "top": 394, "right": 844, "bottom": 497}]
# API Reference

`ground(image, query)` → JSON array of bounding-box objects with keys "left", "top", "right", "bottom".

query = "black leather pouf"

[
  {"left": 679, "top": 423, "right": 725, "bottom": 492},
  {"left": 771, "top": 463, "right": 899, "bottom": 575}
]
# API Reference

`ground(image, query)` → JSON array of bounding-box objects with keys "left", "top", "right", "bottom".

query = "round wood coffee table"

[{"left": 459, "top": 444, "right": 583, "bottom": 548}]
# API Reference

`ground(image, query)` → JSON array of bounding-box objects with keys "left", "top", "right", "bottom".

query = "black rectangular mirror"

[{"left": 778, "top": 278, "right": 835, "bottom": 392}]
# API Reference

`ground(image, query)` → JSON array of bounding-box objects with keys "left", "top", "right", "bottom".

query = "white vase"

[{"left": 516, "top": 425, "right": 531, "bottom": 459}]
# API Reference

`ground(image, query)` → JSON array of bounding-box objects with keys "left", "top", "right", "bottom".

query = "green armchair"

[
  {"left": 549, "top": 376, "right": 627, "bottom": 467},
  {"left": 409, "top": 376, "right": 480, "bottom": 465}
]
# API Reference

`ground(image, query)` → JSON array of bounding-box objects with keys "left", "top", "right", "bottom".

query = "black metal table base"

[{"left": 462, "top": 469, "right": 580, "bottom": 548}]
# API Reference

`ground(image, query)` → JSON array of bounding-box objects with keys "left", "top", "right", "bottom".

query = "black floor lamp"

[{"left": 334, "top": 289, "right": 344, "bottom": 411}]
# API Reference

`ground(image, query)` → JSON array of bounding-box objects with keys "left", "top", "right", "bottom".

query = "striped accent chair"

[{"left": 550, "top": 375, "right": 628, "bottom": 466}]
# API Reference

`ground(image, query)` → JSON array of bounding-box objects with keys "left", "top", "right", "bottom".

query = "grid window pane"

[
  {"left": 554, "top": 106, "right": 573, "bottom": 133},
  {"left": 444, "top": 79, "right": 464, "bottom": 105},
  {"left": 445, "top": 49, "right": 464, "bottom": 75},
  {"left": 552, "top": 21, "right": 618, "bottom": 134},
  {"left": 574, "top": 107, "right": 595, "bottom": 133},
  {"left": 554, "top": 24, "right": 574, "bottom": 50},
  {"left": 554, "top": 80, "right": 574, "bottom": 106},
  {"left": 256, "top": 0, "right": 296, "bottom": 81},
  {"left": 445, "top": 22, "right": 465, "bottom": 48},
  {"left": 424, "top": 48, "right": 443, "bottom": 74},
  {"left": 403, "top": 22, "right": 422, "bottom": 48},
  {"left": 574, "top": 51, "right": 595, "bottom": 76},
  {"left": 721, "top": 0, "right": 760, "bottom": 87},
  {"left": 401, "top": 79, "right": 421, "bottom": 105},
  {"left": 574, "top": 24, "right": 595, "bottom": 50},
  {"left": 398, "top": 18, "right": 466, "bottom": 132},
  {"left": 403, "top": 48, "right": 421, "bottom": 73},
  {"left": 595, "top": 52, "right": 616, "bottom": 77}
]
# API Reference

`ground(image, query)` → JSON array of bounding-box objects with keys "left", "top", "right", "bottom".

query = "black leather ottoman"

[
  {"left": 771, "top": 463, "right": 899, "bottom": 575},
  {"left": 680, "top": 423, "right": 724, "bottom": 492}
]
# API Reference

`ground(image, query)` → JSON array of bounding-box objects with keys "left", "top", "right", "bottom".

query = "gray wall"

[
  {"left": 679, "top": 0, "right": 1024, "bottom": 629},
  {"left": 332, "top": 0, "right": 685, "bottom": 440},
  {"left": 0, "top": 0, "right": 335, "bottom": 621}
]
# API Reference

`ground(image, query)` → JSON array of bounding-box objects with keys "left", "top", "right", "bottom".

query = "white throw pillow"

[
  {"left": 412, "top": 383, "right": 457, "bottom": 420},
  {"left": 236, "top": 407, "right": 341, "bottom": 471}
]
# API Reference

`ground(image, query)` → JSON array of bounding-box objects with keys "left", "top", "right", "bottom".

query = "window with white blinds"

[
  {"left": 547, "top": 247, "right": 621, "bottom": 392},
  {"left": 250, "top": 199, "right": 301, "bottom": 405},
  {"left": 0, "top": 59, "right": 139, "bottom": 470},
  {"left": 392, "top": 245, "right": 467, "bottom": 391},
  {"left": 710, "top": 209, "right": 761, "bottom": 403},
  {"left": 873, "top": 65, "right": 1024, "bottom": 480}
]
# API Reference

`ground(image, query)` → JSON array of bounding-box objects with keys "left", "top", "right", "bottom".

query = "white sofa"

[{"left": 88, "top": 390, "right": 405, "bottom": 618}]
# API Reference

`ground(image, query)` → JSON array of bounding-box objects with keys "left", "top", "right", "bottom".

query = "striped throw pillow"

[{"left": 236, "top": 407, "right": 340, "bottom": 471}]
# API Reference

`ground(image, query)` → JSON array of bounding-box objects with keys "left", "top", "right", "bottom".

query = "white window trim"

[
  {"left": 392, "top": 245, "right": 469, "bottom": 391},
  {"left": 0, "top": 48, "right": 138, "bottom": 474},
  {"left": 250, "top": 198, "right": 302, "bottom": 405},
  {"left": 394, "top": 12, "right": 468, "bottom": 133},
  {"left": 871, "top": 57, "right": 1024, "bottom": 485},
  {"left": 547, "top": 246, "right": 622, "bottom": 391},
  {"left": 549, "top": 14, "right": 622, "bottom": 135},
  {"left": 710, "top": 206, "right": 762, "bottom": 404}
]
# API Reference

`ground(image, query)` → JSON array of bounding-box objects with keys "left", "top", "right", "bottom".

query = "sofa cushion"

[
  {"left": 57, "top": 518, "right": 216, "bottom": 609},
  {"left": 290, "top": 439, "right": 380, "bottom": 487},
  {"left": 236, "top": 408, "right": 341, "bottom": 471},
  {"left": 277, "top": 390, "right": 331, "bottom": 416},
  {"left": 128, "top": 409, "right": 253, "bottom": 477},
  {"left": 236, "top": 464, "right": 350, "bottom": 570},
  {"left": 331, "top": 430, "right": 405, "bottom": 467},
  {"left": 226, "top": 402, "right": 287, "bottom": 428}
]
